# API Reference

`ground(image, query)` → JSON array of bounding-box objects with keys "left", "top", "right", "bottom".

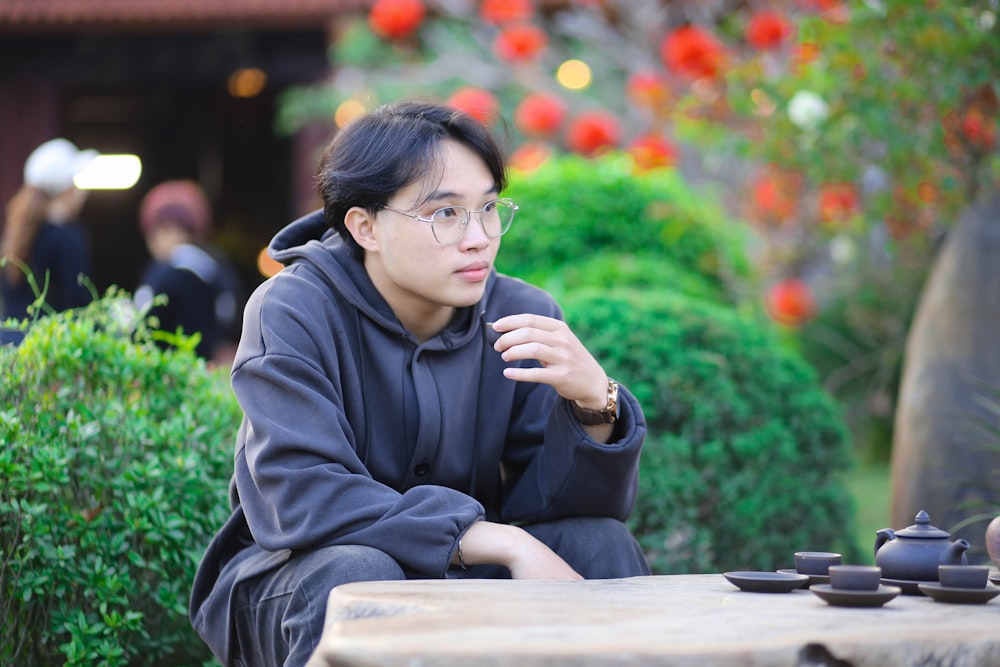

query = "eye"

[
  {"left": 432, "top": 206, "right": 463, "bottom": 222},
  {"left": 482, "top": 201, "right": 497, "bottom": 213}
]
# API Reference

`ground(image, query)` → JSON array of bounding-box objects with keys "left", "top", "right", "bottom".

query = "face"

[{"left": 347, "top": 139, "right": 501, "bottom": 339}]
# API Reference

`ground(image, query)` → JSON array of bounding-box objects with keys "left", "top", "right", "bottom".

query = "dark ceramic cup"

[
  {"left": 828, "top": 565, "right": 882, "bottom": 591},
  {"left": 938, "top": 564, "right": 989, "bottom": 589},
  {"left": 794, "top": 551, "right": 842, "bottom": 575}
]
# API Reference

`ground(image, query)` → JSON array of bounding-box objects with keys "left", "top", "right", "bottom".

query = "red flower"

[
  {"left": 660, "top": 25, "right": 726, "bottom": 81},
  {"left": 627, "top": 135, "right": 678, "bottom": 171},
  {"left": 766, "top": 279, "right": 817, "bottom": 327},
  {"left": 494, "top": 23, "right": 548, "bottom": 62},
  {"left": 509, "top": 141, "right": 552, "bottom": 172},
  {"left": 368, "top": 0, "right": 426, "bottom": 40},
  {"left": 480, "top": 0, "right": 534, "bottom": 25},
  {"left": 746, "top": 11, "right": 794, "bottom": 51},
  {"left": 961, "top": 108, "right": 997, "bottom": 150},
  {"left": 447, "top": 87, "right": 500, "bottom": 125},
  {"left": 565, "top": 111, "right": 620, "bottom": 156},
  {"left": 751, "top": 167, "right": 801, "bottom": 225},
  {"left": 626, "top": 70, "right": 671, "bottom": 109},
  {"left": 514, "top": 93, "right": 566, "bottom": 138},
  {"left": 817, "top": 182, "right": 859, "bottom": 224}
]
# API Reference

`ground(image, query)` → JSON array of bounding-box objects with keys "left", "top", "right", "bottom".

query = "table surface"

[{"left": 306, "top": 574, "right": 1000, "bottom": 667}]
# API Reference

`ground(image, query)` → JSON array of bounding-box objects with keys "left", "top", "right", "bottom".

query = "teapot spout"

[
  {"left": 941, "top": 538, "right": 971, "bottom": 565},
  {"left": 874, "top": 528, "right": 895, "bottom": 558}
]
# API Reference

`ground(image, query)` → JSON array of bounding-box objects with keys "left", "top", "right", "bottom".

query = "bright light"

[
  {"left": 556, "top": 60, "right": 592, "bottom": 90},
  {"left": 74, "top": 154, "right": 142, "bottom": 190},
  {"left": 228, "top": 68, "right": 267, "bottom": 98},
  {"left": 335, "top": 100, "right": 367, "bottom": 128},
  {"left": 257, "top": 247, "right": 283, "bottom": 278}
]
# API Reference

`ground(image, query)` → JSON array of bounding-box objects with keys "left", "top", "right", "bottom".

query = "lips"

[{"left": 456, "top": 262, "right": 490, "bottom": 282}]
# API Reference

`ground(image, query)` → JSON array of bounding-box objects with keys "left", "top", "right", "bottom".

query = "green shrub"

[
  {"left": 500, "top": 153, "right": 751, "bottom": 302},
  {"left": 562, "top": 288, "right": 862, "bottom": 573},
  {"left": 0, "top": 291, "right": 241, "bottom": 666}
]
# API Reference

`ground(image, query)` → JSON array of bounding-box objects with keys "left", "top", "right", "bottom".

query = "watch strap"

[{"left": 570, "top": 378, "right": 619, "bottom": 425}]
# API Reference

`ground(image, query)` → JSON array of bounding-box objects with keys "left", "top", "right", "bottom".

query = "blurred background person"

[
  {"left": 134, "top": 179, "right": 242, "bottom": 364},
  {"left": 1, "top": 138, "right": 98, "bottom": 321}
]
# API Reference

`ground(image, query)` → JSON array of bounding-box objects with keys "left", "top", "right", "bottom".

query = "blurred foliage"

[
  {"left": 500, "top": 153, "right": 752, "bottom": 301},
  {"left": 0, "top": 291, "right": 240, "bottom": 666},
  {"left": 563, "top": 288, "right": 860, "bottom": 573}
]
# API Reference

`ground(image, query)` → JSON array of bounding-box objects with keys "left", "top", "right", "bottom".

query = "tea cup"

[
  {"left": 828, "top": 565, "right": 881, "bottom": 591},
  {"left": 794, "top": 551, "right": 842, "bottom": 575},
  {"left": 938, "top": 564, "right": 989, "bottom": 589}
]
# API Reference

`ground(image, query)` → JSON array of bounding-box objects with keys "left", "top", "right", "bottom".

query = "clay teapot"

[{"left": 874, "top": 510, "right": 970, "bottom": 581}]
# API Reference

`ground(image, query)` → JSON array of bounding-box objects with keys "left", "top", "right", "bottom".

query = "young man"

[{"left": 190, "top": 101, "right": 649, "bottom": 666}]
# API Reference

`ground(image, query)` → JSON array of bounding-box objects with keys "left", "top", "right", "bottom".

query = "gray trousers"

[{"left": 230, "top": 517, "right": 650, "bottom": 667}]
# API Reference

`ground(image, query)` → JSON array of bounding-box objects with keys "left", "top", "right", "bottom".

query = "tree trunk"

[{"left": 891, "top": 190, "right": 1000, "bottom": 563}]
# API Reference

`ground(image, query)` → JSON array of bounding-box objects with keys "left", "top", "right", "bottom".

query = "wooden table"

[{"left": 305, "top": 574, "right": 1000, "bottom": 667}]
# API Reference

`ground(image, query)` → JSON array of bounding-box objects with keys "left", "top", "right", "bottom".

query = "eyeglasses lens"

[{"left": 431, "top": 200, "right": 516, "bottom": 244}]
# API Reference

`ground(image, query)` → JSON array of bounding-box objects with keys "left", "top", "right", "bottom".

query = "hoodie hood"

[{"left": 266, "top": 209, "right": 493, "bottom": 349}]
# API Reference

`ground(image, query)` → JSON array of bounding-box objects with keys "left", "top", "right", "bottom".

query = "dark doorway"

[{"left": 2, "top": 28, "right": 330, "bottom": 304}]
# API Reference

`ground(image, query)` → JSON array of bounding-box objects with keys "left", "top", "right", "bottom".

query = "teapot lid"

[{"left": 894, "top": 510, "right": 951, "bottom": 538}]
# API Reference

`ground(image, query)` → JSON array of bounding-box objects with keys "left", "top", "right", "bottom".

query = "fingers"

[{"left": 489, "top": 314, "right": 606, "bottom": 403}]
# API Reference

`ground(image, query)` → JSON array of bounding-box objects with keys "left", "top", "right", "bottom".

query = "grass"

[{"left": 843, "top": 460, "right": 892, "bottom": 565}]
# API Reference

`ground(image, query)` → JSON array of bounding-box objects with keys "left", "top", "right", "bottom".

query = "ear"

[{"left": 344, "top": 206, "right": 380, "bottom": 252}]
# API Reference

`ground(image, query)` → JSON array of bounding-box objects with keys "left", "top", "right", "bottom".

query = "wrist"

[{"left": 571, "top": 378, "right": 619, "bottom": 425}]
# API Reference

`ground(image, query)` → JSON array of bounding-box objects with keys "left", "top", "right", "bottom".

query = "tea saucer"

[
  {"left": 777, "top": 569, "right": 830, "bottom": 588},
  {"left": 810, "top": 584, "right": 901, "bottom": 607},
  {"left": 723, "top": 571, "right": 808, "bottom": 593},
  {"left": 880, "top": 577, "right": 927, "bottom": 595},
  {"left": 990, "top": 574, "right": 1000, "bottom": 587},
  {"left": 917, "top": 582, "right": 1000, "bottom": 604}
]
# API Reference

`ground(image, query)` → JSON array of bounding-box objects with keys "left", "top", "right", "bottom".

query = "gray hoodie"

[{"left": 190, "top": 210, "right": 646, "bottom": 664}]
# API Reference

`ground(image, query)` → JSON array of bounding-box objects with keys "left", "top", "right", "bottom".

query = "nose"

[{"left": 458, "top": 211, "right": 492, "bottom": 248}]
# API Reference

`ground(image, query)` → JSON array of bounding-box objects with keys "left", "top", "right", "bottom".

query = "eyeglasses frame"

[{"left": 381, "top": 197, "right": 518, "bottom": 245}]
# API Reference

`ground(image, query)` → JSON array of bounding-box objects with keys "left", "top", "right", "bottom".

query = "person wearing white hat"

[{"left": 1, "top": 138, "right": 99, "bottom": 322}]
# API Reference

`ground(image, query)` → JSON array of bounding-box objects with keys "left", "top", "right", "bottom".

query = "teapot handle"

[{"left": 874, "top": 528, "right": 895, "bottom": 558}]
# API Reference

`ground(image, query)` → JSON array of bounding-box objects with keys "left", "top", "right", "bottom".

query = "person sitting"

[{"left": 189, "top": 100, "right": 650, "bottom": 667}]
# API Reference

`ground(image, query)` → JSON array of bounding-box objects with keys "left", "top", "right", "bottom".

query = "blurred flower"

[
  {"left": 565, "top": 111, "right": 621, "bottom": 156},
  {"left": 766, "top": 278, "right": 817, "bottom": 327},
  {"left": 746, "top": 10, "right": 795, "bottom": 51},
  {"left": 626, "top": 70, "right": 672, "bottom": 110},
  {"left": 494, "top": 23, "right": 548, "bottom": 62},
  {"left": 660, "top": 25, "right": 726, "bottom": 81},
  {"left": 480, "top": 0, "right": 534, "bottom": 24},
  {"left": 793, "top": 41, "right": 820, "bottom": 68},
  {"left": 829, "top": 235, "right": 855, "bottom": 265},
  {"left": 514, "top": 93, "right": 567, "bottom": 138},
  {"left": 627, "top": 135, "right": 678, "bottom": 171},
  {"left": 818, "top": 182, "right": 859, "bottom": 224},
  {"left": 787, "top": 90, "right": 829, "bottom": 130},
  {"left": 750, "top": 166, "right": 802, "bottom": 226},
  {"left": 368, "top": 0, "right": 426, "bottom": 40},
  {"left": 447, "top": 87, "right": 500, "bottom": 124},
  {"left": 509, "top": 141, "right": 552, "bottom": 172}
]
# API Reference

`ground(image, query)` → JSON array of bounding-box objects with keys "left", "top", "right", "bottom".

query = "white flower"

[{"left": 788, "top": 91, "right": 829, "bottom": 130}]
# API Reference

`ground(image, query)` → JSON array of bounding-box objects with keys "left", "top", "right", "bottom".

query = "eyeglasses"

[{"left": 382, "top": 198, "right": 518, "bottom": 245}]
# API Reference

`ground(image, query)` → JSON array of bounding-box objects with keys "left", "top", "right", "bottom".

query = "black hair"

[{"left": 316, "top": 100, "right": 508, "bottom": 259}]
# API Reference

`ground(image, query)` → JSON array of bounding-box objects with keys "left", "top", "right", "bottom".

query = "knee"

[
  {"left": 298, "top": 545, "right": 406, "bottom": 591},
  {"left": 528, "top": 517, "right": 650, "bottom": 579}
]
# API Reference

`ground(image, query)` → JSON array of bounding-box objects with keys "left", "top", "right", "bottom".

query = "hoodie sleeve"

[
  {"left": 484, "top": 278, "right": 648, "bottom": 525},
  {"left": 498, "top": 380, "right": 647, "bottom": 524},
  {"left": 230, "top": 277, "right": 484, "bottom": 578}
]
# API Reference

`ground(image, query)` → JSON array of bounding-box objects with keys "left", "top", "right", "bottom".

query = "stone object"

[{"left": 891, "top": 190, "right": 1000, "bottom": 560}]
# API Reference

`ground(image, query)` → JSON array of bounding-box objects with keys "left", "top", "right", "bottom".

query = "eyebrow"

[{"left": 423, "top": 185, "right": 499, "bottom": 204}]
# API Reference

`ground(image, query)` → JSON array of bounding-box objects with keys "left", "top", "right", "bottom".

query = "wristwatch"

[{"left": 571, "top": 378, "right": 619, "bottom": 425}]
